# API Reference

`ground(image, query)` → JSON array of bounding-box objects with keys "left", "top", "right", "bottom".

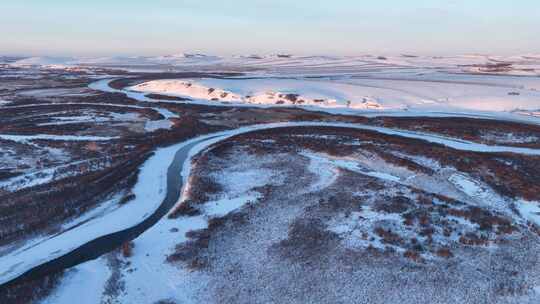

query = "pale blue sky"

[{"left": 2, "top": 0, "right": 539, "bottom": 56}]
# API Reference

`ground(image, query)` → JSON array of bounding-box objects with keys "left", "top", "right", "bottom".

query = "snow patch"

[
  {"left": 39, "top": 258, "right": 111, "bottom": 304},
  {"left": 449, "top": 174, "right": 490, "bottom": 199},
  {"left": 302, "top": 151, "right": 340, "bottom": 191},
  {"left": 204, "top": 194, "right": 259, "bottom": 218},
  {"left": 0, "top": 99, "right": 12, "bottom": 106},
  {"left": 300, "top": 151, "right": 401, "bottom": 186},
  {"left": 145, "top": 119, "right": 173, "bottom": 132},
  {"left": 516, "top": 200, "right": 540, "bottom": 226}
]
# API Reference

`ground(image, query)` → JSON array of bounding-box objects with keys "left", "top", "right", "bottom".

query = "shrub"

[
  {"left": 119, "top": 193, "right": 136, "bottom": 205},
  {"left": 122, "top": 241, "right": 134, "bottom": 258},
  {"left": 436, "top": 248, "right": 453, "bottom": 258},
  {"left": 403, "top": 250, "right": 422, "bottom": 262},
  {"left": 374, "top": 227, "right": 404, "bottom": 245},
  {"left": 168, "top": 201, "right": 201, "bottom": 218}
]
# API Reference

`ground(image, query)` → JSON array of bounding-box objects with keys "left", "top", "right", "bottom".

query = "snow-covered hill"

[
  {"left": 128, "top": 76, "right": 540, "bottom": 114},
  {"left": 130, "top": 79, "right": 382, "bottom": 110}
]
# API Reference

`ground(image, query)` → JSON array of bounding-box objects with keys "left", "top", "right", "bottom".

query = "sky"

[{"left": 2, "top": 0, "right": 539, "bottom": 57}]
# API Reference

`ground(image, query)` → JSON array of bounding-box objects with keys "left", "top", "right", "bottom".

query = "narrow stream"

[{"left": 0, "top": 136, "right": 216, "bottom": 288}]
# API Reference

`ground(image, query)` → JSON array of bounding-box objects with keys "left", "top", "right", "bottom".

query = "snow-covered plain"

[
  {"left": 4, "top": 120, "right": 540, "bottom": 288},
  {"left": 10, "top": 53, "right": 540, "bottom": 77},
  {"left": 40, "top": 123, "right": 540, "bottom": 304}
]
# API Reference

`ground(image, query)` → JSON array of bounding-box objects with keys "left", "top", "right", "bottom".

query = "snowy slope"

[
  {"left": 130, "top": 78, "right": 384, "bottom": 109},
  {"left": 129, "top": 76, "right": 540, "bottom": 113}
]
